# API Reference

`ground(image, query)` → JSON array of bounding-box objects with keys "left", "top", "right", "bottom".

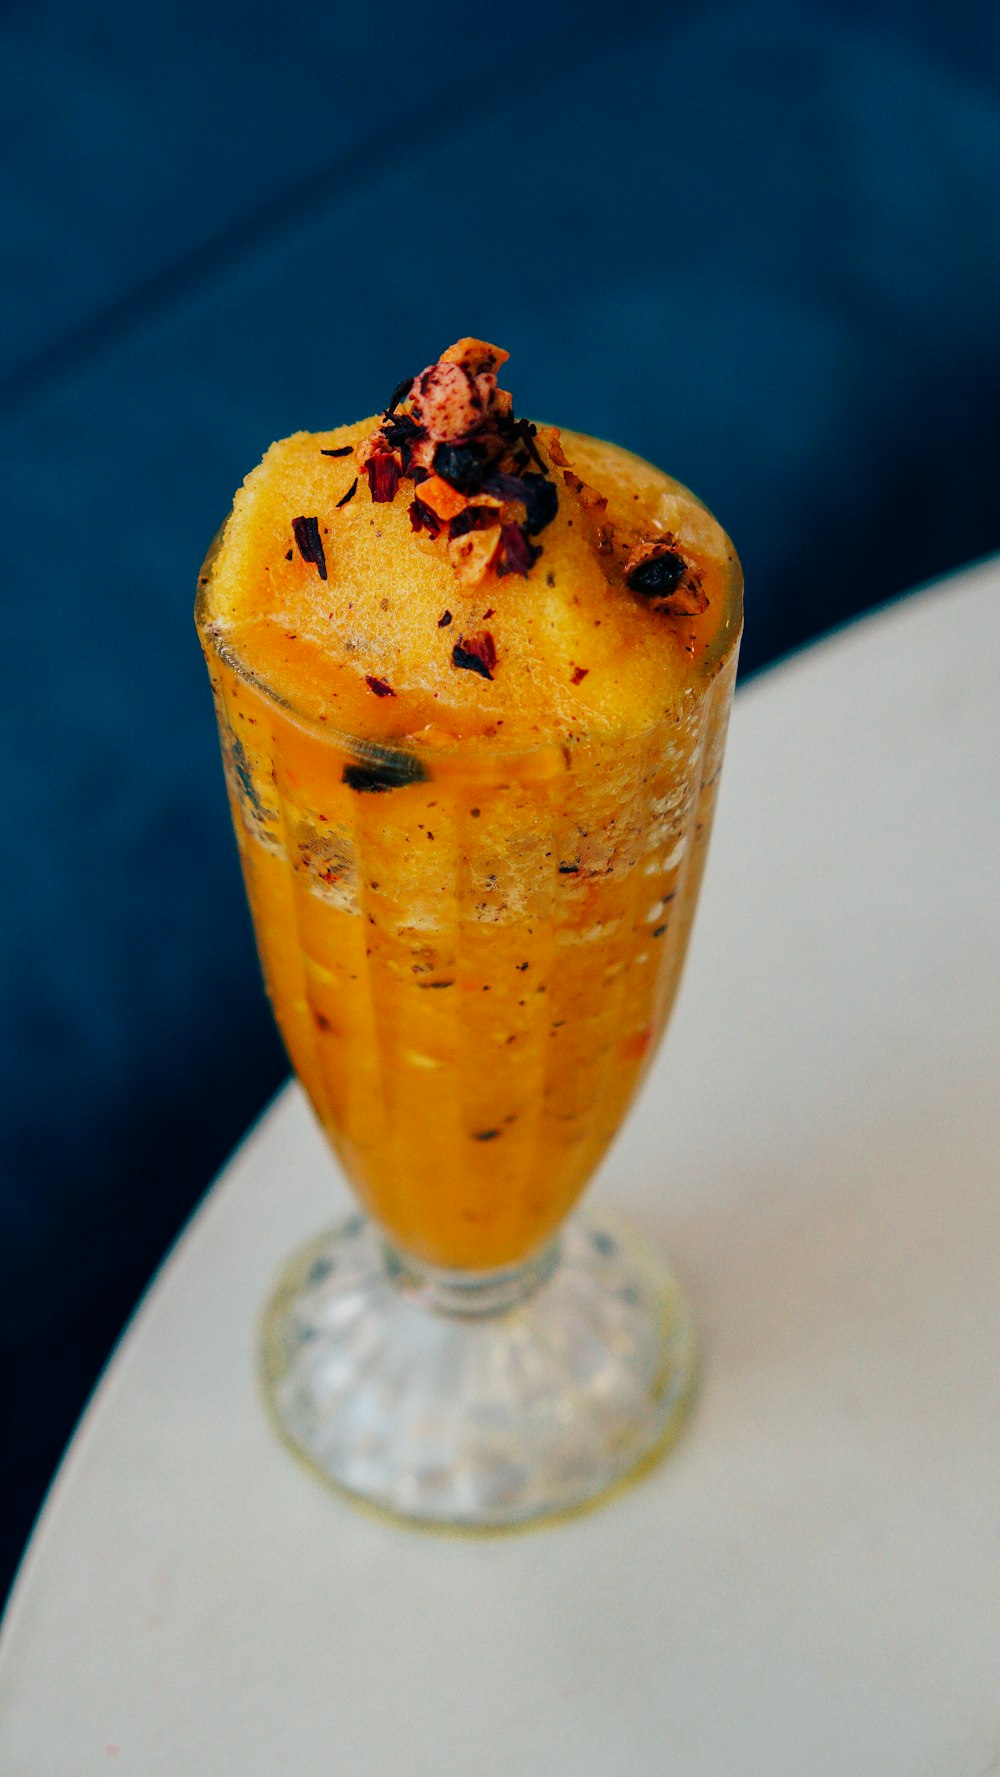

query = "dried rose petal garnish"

[
  {"left": 350, "top": 340, "right": 562, "bottom": 596},
  {"left": 483, "top": 472, "right": 558, "bottom": 535},
  {"left": 291, "top": 515, "right": 328, "bottom": 580},
  {"left": 365, "top": 675, "right": 395, "bottom": 698},
  {"left": 365, "top": 455, "right": 400, "bottom": 503},
  {"left": 431, "top": 442, "right": 493, "bottom": 496},
  {"left": 495, "top": 523, "right": 540, "bottom": 578},
  {"left": 409, "top": 497, "right": 443, "bottom": 538},
  {"left": 451, "top": 631, "right": 497, "bottom": 679},
  {"left": 346, "top": 341, "right": 712, "bottom": 636},
  {"left": 449, "top": 505, "right": 501, "bottom": 540}
]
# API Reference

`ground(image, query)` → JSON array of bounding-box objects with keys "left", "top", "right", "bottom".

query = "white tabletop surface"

[{"left": 3, "top": 558, "right": 1000, "bottom": 1775}]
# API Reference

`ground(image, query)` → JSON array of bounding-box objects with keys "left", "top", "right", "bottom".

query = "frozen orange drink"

[{"left": 197, "top": 340, "right": 741, "bottom": 1525}]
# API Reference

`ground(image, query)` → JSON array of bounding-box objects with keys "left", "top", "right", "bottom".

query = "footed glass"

[{"left": 197, "top": 533, "right": 741, "bottom": 1528}]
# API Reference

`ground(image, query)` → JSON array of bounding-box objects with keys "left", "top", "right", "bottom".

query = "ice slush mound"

[{"left": 203, "top": 339, "right": 741, "bottom": 749}]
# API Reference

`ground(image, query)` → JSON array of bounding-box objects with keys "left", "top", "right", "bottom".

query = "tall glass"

[{"left": 197, "top": 528, "right": 741, "bottom": 1526}]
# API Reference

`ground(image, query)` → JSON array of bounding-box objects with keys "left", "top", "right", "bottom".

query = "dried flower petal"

[
  {"left": 496, "top": 522, "right": 540, "bottom": 578},
  {"left": 366, "top": 454, "right": 400, "bottom": 503},
  {"left": 452, "top": 631, "right": 497, "bottom": 679},
  {"left": 484, "top": 472, "right": 558, "bottom": 534},
  {"left": 432, "top": 441, "right": 492, "bottom": 495},
  {"left": 356, "top": 343, "right": 565, "bottom": 598},
  {"left": 321, "top": 444, "right": 354, "bottom": 457},
  {"left": 291, "top": 515, "right": 328, "bottom": 580},
  {"left": 365, "top": 675, "right": 395, "bottom": 698},
  {"left": 508, "top": 416, "right": 545, "bottom": 471},
  {"left": 336, "top": 478, "right": 358, "bottom": 508},
  {"left": 449, "top": 504, "right": 501, "bottom": 540},
  {"left": 409, "top": 497, "right": 442, "bottom": 537},
  {"left": 386, "top": 375, "right": 415, "bottom": 413},
  {"left": 380, "top": 410, "right": 424, "bottom": 461}
]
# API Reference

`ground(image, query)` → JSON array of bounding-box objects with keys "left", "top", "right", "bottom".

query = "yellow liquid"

[{"left": 197, "top": 429, "right": 741, "bottom": 1270}]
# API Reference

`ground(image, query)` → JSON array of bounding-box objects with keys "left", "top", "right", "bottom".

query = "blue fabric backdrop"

[{"left": 3, "top": 0, "right": 999, "bottom": 1599}]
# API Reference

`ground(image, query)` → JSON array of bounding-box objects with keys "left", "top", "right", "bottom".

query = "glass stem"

[{"left": 382, "top": 1235, "right": 561, "bottom": 1319}]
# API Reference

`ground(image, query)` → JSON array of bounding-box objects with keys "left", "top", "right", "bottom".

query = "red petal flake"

[
  {"left": 451, "top": 631, "right": 497, "bottom": 680},
  {"left": 366, "top": 454, "right": 400, "bottom": 503},
  {"left": 409, "top": 497, "right": 442, "bottom": 537},
  {"left": 496, "top": 522, "right": 540, "bottom": 578},
  {"left": 365, "top": 675, "right": 396, "bottom": 698}
]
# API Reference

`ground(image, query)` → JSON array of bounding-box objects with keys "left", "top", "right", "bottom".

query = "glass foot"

[{"left": 260, "top": 1212, "right": 697, "bottom": 1530}]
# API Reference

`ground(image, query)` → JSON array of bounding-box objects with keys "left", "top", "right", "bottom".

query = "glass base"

[{"left": 259, "top": 1212, "right": 697, "bottom": 1530}]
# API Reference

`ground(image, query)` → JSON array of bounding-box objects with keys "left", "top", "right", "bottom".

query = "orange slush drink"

[{"left": 197, "top": 340, "right": 742, "bottom": 1272}]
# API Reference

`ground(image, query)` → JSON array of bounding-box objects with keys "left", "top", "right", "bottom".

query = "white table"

[{"left": 3, "top": 560, "right": 1000, "bottom": 1775}]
